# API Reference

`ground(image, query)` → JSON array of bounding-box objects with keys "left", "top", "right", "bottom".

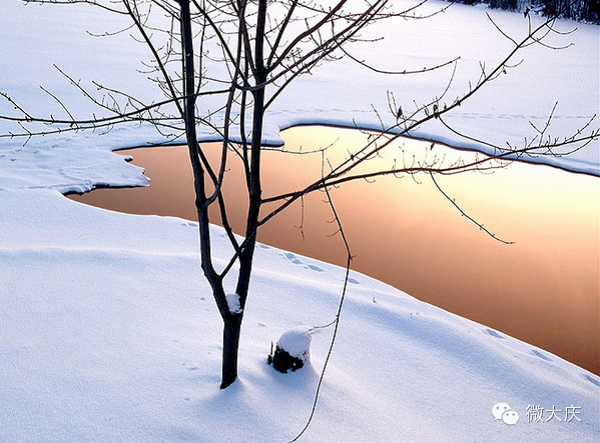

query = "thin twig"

[
  {"left": 288, "top": 152, "right": 354, "bottom": 443},
  {"left": 429, "top": 172, "right": 514, "bottom": 245}
]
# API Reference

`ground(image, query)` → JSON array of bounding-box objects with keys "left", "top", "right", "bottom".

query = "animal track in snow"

[
  {"left": 282, "top": 252, "right": 324, "bottom": 272},
  {"left": 583, "top": 374, "right": 600, "bottom": 387},
  {"left": 484, "top": 328, "right": 504, "bottom": 339},
  {"left": 531, "top": 349, "right": 552, "bottom": 362}
]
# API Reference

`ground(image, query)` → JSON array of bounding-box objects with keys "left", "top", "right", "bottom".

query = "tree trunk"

[
  {"left": 217, "top": 0, "right": 267, "bottom": 388},
  {"left": 177, "top": 0, "right": 239, "bottom": 389},
  {"left": 220, "top": 313, "right": 243, "bottom": 389}
]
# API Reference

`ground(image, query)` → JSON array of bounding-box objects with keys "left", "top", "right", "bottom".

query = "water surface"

[{"left": 69, "top": 126, "right": 600, "bottom": 375}]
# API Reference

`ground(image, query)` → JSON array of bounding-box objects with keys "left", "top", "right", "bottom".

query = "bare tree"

[{"left": 1, "top": 0, "right": 598, "bottom": 390}]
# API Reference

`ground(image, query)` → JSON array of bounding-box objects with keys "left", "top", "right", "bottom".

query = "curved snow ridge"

[{"left": 267, "top": 115, "right": 600, "bottom": 177}]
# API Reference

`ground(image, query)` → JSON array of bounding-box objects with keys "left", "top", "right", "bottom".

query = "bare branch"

[{"left": 429, "top": 173, "right": 514, "bottom": 245}]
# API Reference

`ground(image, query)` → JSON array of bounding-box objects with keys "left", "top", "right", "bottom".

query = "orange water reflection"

[{"left": 68, "top": 126, "right": 600, "bottom": 375}]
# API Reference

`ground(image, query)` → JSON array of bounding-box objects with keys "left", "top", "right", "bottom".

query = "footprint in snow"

[
  {"left": 583, "top": 374, "right": 600, "bottom": 387},
  {"left": 283, "top": 252, "right": 302, "bottom": 265},
  {"left": 282, "top": 252, "right": 324, "bottom": 272},
  {"left": 531, "top": 349, "right": 552, "bottom": 362},
  {"left": 484, "top": 328, "right": 504, "bottom": 339}
]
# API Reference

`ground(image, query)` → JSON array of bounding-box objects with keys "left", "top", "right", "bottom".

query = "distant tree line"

[{"left": 447, "top": 0, "right": 600, "bottom": 23}]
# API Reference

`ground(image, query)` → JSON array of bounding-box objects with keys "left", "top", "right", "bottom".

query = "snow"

[
  {"left": 1, "top": 0, "right": 598, "bottom": 176},
  {"left": 3, "top": 189, "right": 598, "bottom": 442},
  {"left": 0, "top": 1, "right": 599, "bottom": 442},
  {"left": 275, "top": 327, "right": 313, "bottom": 362},
  {"left": 226, "top": 293, "right": 243, "bottom": 315}
]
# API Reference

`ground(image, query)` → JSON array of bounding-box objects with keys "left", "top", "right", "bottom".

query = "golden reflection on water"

[{"left": 68, "top": 126, "right": 600, "bottom": 375}]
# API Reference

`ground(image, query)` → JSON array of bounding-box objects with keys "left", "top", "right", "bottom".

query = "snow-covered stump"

[{"left": 268, "top": 326, "right": 314, "bottom": 373}]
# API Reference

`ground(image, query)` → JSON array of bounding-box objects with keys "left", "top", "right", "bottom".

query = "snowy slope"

[
  {"left": 1, "top": 189, "right": 599, "bottom": 443},
  {"left": 0, "top": 1, "right": 599, "bottom": 442}
]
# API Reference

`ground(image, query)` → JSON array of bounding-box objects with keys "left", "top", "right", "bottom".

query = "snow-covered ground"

[
  {"left": 1, "top": 1, "right": 598, "bottom": 442},
  {"left": 1, "top": 0, "right": 598, "bottom": 178}
]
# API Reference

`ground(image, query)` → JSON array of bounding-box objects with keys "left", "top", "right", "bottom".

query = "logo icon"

[{"left": 493, "top": 402, "right": 520, "bottom": 425}]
